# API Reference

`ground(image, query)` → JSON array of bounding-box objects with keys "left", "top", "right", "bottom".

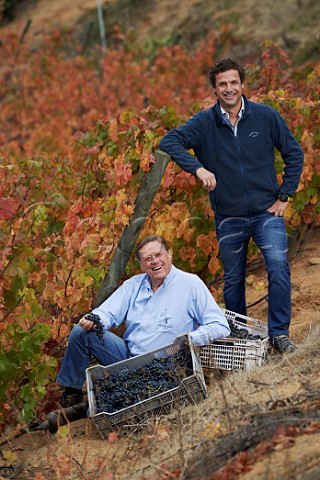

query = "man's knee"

[{"left": 68, "top": 324, "right": 86, "bottom": 344}]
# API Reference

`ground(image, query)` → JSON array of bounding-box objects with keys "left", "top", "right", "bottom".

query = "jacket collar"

[{"left": 212, "top": 95, "right": 251, "bottom": 124}]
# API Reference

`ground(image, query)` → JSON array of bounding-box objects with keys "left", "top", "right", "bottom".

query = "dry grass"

[{"left": 112, "top": 325, "right": 320, "bottom": 479}]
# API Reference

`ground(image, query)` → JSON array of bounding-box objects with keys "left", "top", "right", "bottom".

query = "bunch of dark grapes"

[
  {"left": 93, "top": 350, "right": 192, "bottom": 414},
  {"left": 85, "top": 312, "right": 105, "bottom": 344},
  {"left": 226, "top": 318, "right": 262, "bottom": 340}
]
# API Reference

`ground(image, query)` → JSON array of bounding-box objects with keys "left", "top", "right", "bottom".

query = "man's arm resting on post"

[
  {"left": 159, "top": 116, "right": 204, "bottom": 174},
  {"left": 160, "top": 116, "right": 218, "bottom": 191}
]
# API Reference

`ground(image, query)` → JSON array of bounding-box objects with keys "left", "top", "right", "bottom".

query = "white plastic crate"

[
  {"left": 199, "top": 309, "right": 270, "bottom": 371},
  {"left": 223, "top": 309, "right": 269, "bottom": 337},
  {"left": 86, "top": 334, "right": 207, "bottom": 438}
]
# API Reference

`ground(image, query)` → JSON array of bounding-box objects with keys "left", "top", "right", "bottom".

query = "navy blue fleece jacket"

[{"left": 159, "top": 96, "right": 304, "bottom": 216}]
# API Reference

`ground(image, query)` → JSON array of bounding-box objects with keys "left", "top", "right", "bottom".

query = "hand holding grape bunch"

[{"left": 79, "top": 313, "right": 105, "bottom": 344}]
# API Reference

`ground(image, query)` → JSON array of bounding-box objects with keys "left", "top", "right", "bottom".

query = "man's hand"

[
  {"left": 267, "top": 200, "right": 288, "bottom": 217},
  {"left": 196, "top": 167, "right": 216, "bottom": 191},
  {"left": 78, "top": 315, "right": 95, "bottom": 330}
]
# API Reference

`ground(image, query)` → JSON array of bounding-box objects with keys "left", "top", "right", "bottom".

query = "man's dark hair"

[
  {"left": 135, "top": 235, "right": 170, "bottom": 260},
  {"left": 208, "top": 58, "right": 246, "bottom": 88}
]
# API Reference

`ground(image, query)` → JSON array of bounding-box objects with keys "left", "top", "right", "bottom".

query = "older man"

[{"left": 56, "top": 235, "right": 230, "bottom": 409}]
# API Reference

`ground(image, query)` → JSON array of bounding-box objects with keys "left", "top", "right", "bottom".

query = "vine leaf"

[{"left": 0, "top": 198, "right": 19, "bottom": 220}]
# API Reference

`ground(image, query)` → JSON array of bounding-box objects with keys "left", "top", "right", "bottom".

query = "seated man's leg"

[
  {"left": 215, "top": 215, "right": 250, "bottom": 316},
  {"left": 56, "top": 325, "right": 129, "bottom": 391},
  {"left": 47, "top": 326, "right": 129, "bottom": 431}
]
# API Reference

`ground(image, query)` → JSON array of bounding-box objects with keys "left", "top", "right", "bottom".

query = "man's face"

[
  {"left": 139, "top": 240, "right": 172, "bottom": 286},
  {"left": 213, "top": 69, "right": 244, "bottom": 111}
]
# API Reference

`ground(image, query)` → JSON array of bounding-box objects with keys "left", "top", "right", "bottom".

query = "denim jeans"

[
  {"left": 215, "top": 211, "right": 291, "bottom": 338},
  {"left": 56, "top": 325, "right": 130, "bottom": 389}
]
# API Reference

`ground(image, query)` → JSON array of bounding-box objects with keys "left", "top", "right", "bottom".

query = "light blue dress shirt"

[
  {"left": 93, "top": 265, "right": 230, "bottom": 355},
  {"left": 220, "top": 96, "right": 245, "bottom": 136}
]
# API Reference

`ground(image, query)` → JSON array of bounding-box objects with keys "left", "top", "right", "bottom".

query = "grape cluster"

[
  {"left": 85, "top": 312, "right": 105, "bottom": 344},
  {"left": 227, "top": 318, "right": 262, "bottom": 341},
  {"left": 93, "top": 350, "right": 192, "bottom": 414}
]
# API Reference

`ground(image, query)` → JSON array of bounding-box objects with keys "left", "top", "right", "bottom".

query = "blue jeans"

[
  {"left": 56, "top": 325, "right": 130, "bottom": 389},
  {"left": 215, "top": 212, "right": 291, "bottom": 338}
]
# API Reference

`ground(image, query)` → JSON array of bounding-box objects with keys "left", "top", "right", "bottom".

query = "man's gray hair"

[{"left": 135, "top": 236, "right": 170, "bottom": 260}]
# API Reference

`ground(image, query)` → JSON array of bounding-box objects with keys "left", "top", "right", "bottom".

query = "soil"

[{"left": 1, "top": 1, "right": 320, "bottom": 479}]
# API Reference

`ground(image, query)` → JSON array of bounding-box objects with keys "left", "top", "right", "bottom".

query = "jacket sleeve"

[
  {"left": 159, "top": 114, "right": 205, "bottom": 175},
  {"left": 272, "top": 110, "right": 304, "bottom": 196}
]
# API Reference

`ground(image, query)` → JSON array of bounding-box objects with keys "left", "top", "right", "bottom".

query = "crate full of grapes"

[
  {"left": 86, "top": 334, "right": 207, "bottom": 438},
  {"left": 199, "top": 309, "right": 270, "bottom": 371}
]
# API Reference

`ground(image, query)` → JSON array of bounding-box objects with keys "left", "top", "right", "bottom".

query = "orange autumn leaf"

[
  {"left": 109, "top": 118, "right": 119, "bottom": 141},
  {"left": 114, "top": 156, "right": 132, "bottom": 186},
  {"left": 208, "top": 255, "right": 221, "bottom": 274},
  {"left": 197, "top": 231, "right": 218, "bottom": 256},
  {"left": 140, "top": 151, "right": 151, "bottom": 172}
]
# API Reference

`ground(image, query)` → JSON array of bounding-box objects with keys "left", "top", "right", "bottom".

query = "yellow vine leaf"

[{"left": 115, "top": 204, "right": 134, "bottom": 226}]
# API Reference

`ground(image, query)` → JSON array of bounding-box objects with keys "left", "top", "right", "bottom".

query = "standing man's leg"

[
  {"left": 251, "top": 212, "right": 296, "bottom": 353},
  {"left": 215, "top": 215, "right": 250, "bottom": 316}
]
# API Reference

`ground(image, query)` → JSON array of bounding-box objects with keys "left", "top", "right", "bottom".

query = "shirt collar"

[
  {"left": 144, "top": 265, "right": 177, "bottom": 290},
  {"left": 220, "top": 96, "right": 245, "bottom": 119}
]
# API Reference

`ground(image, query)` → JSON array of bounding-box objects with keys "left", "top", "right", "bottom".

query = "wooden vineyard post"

[{"left": 92, "top": 150, "right": 171, "bottom": 308}]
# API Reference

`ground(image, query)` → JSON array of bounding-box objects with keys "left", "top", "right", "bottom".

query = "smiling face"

[
  {"left": 213, "top": 69, "right": 244, "bottom": 113},
  {"left": 138, "top": 240, "right": 172, "bottom": 290}
]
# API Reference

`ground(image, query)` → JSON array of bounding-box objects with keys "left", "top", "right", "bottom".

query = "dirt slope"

[{"left": 5, "top": 0, "right": 320, "bottom": 63}]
